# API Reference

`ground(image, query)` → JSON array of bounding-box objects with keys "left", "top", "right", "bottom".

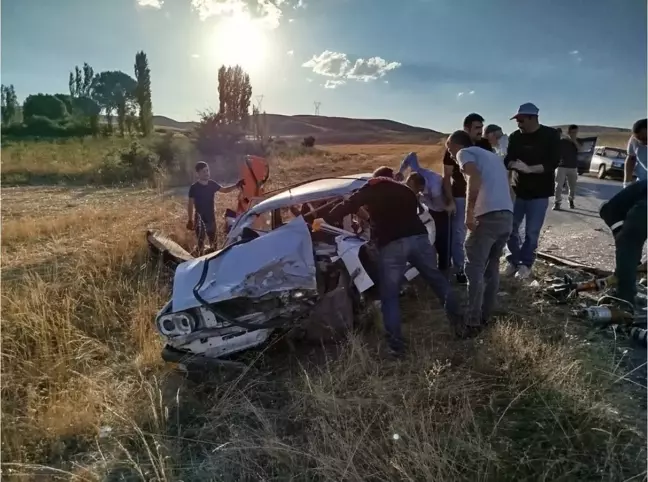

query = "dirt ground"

[{"left": 1, "top": 146, "right": 646, "bottom": 481}]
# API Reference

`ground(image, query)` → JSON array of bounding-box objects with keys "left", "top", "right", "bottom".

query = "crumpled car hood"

[{"left": 171, "top": 216, "right": 317, "bottom": 312}]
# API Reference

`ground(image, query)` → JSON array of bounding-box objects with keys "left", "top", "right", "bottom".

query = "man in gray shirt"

[{"left": 446, "top": 130, "right": 514, "bottom": 335}]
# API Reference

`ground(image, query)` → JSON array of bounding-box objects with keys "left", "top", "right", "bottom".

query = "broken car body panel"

[{"left": 170, "top": 216, "right": 317, "bottom": 313}]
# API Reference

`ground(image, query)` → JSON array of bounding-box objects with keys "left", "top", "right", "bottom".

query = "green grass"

[{"left": 1, "top": 137, "right": 133, "bottom": 185}]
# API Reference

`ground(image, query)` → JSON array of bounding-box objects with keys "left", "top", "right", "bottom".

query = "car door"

[
  {"left": 589, "top": 147, "right": 604, "bottom": 174},
  {"left": 576, "top": 136, "right": 597, "bottom": 174}
]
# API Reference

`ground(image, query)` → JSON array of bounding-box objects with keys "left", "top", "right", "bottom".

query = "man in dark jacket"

[
  {"left": 316, "top": 166, "right": 462, "bottom": 356},
  {"left": 553, "top": 124, "right": 581, "bottom": 210},
  {"left": 503, "top": 103, "right": 561, "bottom": 280}
]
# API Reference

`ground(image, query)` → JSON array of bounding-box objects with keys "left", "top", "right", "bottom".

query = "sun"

[{"left": 208, "top": 13, "right": 268, "bottom": 72}]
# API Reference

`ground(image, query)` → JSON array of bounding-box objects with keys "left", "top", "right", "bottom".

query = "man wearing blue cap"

[{"left": 503, "top": 103, "right": 561, "bottom": 280}]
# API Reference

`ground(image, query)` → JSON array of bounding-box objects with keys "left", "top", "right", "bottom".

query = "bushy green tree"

[
  {"left": 68, "top": 62, "right": 99, "bottom": 135},
  {"left": 91, "top": 70, "right": 137, "bottom": 137},
  {"left": 134, "top": 51, "right": 153, "bottom": 136},
  {"left": 217, "top": 65, "right": 252, "bottom": 125},
  {"left": 22, "top": 94, "right": 68, "bottom": 121},
  {"left": 195, "top": 64, "right": 252, "bottom": 156}
]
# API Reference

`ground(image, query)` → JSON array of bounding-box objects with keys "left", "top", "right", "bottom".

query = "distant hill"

[
  {"left": 151, "top": 114, "right": 445, "bottom": 144},
  {"left": 149, "top": 114, "right": 633, "bottom": 147}
]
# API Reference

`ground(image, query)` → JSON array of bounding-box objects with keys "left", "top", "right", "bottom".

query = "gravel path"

[{"left": 536, "top": 175, "right": 625, "bottom": 272}]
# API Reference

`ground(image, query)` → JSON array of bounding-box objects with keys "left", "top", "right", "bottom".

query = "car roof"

[
  {"left": 597, "top": 146, "right": 627, "bottom": 153},
  {"left": 249, "top": 173, "right": 372, "bottom": 214}
]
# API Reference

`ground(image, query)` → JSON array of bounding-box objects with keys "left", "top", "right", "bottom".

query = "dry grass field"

[{"left": 1, "top": 139, "right": 646, "bottom": 481}]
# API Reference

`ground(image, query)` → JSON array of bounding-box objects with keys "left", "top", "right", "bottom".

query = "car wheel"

[{"left": 597, "top": 164, "right": 607, "bottom": 180}]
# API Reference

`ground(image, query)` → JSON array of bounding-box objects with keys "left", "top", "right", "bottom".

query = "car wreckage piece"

[
  {"left": 152, "top": 216, "right": 366, "bottom": 365},
  {"left": 150, "top": 173, "right": 437, "bottom": 365}
]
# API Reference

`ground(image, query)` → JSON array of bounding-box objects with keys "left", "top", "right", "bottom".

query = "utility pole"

[
  {"left": 314, "top": 101, "right": 321, "bottom": 116},
  {"left": 255, "top": 95, "right": 264, "bottom": 111}
]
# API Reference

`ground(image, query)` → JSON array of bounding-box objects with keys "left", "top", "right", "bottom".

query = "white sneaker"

[
  {"left": 503, "top": 263, "right": 518, "bottom": 277},
  {"left": 515, "top": 265, "right": 532, "bottom": 280}
]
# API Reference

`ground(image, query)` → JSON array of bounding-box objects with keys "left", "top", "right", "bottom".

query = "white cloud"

[
  {"left": 191, "top": 53, "right": 201, "bottom": 58},
  {"left": 288, "top": 18, "right": 295, "bottom": 22},
  {"left": 137, "top": 0, "right": 164, "bottom": 8},
  {"left": 468, "top": 90, "right": 475, "bottom": 95},
  {"left": 303, "top": 50, "right": 401, "bottom": 85},
  {"left": 306, "top": 78, "right": 313, "bottom": 82},
  {"left": 287, "top": 50, "right": 294, "bottom": 56},
  {"left": 324, "top": 79, "right": 346, "bottom": 89},
  {"left": 189, "top": 0, "right": 301, "bottom": 28},
  {"left": 568, "top": 50, "right": 583, "bottom": 63},
  {"left": 303, "top": 50, "right": 351, "bottom": 78},
  {"left": 457, "top": 92, "right": 464, "bottom": 98},
  {"left": 346, "top": 56, "right": 401, "bottom": 82}
]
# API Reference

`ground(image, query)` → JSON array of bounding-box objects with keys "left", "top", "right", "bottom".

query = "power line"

[{"left": 314, "top": 101, "right": 321, "bottom": 115}]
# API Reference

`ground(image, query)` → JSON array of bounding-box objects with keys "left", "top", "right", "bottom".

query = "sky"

[{"left": 2, "top": 0, "right": 647, "bottom": 133}]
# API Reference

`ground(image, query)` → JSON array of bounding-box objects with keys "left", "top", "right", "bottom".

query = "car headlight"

[
  {"left": 157, "top": 312, "right": 197, "bottom": 336},
  {"left": 613, "top": 161, "right": 623, "bottom": 168}
]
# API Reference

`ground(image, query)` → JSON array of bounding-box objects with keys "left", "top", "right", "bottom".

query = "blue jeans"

[
  {"left": 450, "top": 197, "right": 467, "bottom": 271},
  {"left": 506, "top": 197, "right": 549, "bottom": 268},
  {"left": 378, "top": 234, "right": 461, "bottom": 351}
]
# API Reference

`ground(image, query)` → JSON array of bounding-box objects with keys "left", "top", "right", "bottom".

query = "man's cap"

[
  {"left": 510, "top": 102, "right": 539, "bottom": 119},
  {"left": 484, "top": 124, "right": 502, "bottom": 135}
]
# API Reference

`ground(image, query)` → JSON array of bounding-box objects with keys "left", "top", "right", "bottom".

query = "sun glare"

[{"left": 209, "top": 13, "right": 268, "bottom": 72}]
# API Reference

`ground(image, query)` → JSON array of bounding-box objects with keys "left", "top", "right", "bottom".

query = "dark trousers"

[
  {"left": 600, "top": 181, "right": 647, "bottom": 306},
  {"left": 431, "top": 210, "right": 451, "bottom": 271}
]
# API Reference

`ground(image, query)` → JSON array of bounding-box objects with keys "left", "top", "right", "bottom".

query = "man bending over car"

[
  {"left": 446, "top": 130, "right": 513, "bottom": 336},
  {"left": 313, "top": 166, "right": 462, "bottom": 357},
  {"left": 187, "top": 161, "right": 242, "bottom": 255}
]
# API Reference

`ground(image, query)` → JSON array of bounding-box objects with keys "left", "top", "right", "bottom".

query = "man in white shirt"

[
  {"left": 445, "top": 130, "right": 514, "bottom": 335},
  {"left": 625, "top": 118, "right": 647, "bottom": 187}
]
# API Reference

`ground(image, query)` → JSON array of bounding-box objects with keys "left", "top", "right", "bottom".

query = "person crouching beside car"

[{"left": 313, "top": 166, "right": 462, "bottom": 357}]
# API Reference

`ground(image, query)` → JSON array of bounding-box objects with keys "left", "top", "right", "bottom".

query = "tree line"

[
  {"left": 1, "top": 53, "right": 277, "bottom": 158},
  {"left": 1, "top": 51, "right": 153, "bottom": 138}
]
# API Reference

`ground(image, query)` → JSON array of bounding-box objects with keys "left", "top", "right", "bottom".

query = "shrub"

[
  {"left": 22, "top": 93, "right": 68, "bottom": 121},
  {"left": 120, "top": 141, "right": 159, "bottom": 180},
  {"left": 302, "top": 136, "right": 316, "bottom": 148},
  {"left": 1, "top": 117, "right": 94, "bottom": 139},
  {"left": 194, "top": 110, "right": 246, "bottom": 157},
  {"left": 97, "top": 141, "right": 160, "bottom": 184},
  {"left": 152, "top": 132, "right": 199, "bottom": 185}
]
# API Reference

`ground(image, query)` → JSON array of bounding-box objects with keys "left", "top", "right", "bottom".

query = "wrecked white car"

[{"left": 149, "top": 174, "right": 436, "bottom": 366}]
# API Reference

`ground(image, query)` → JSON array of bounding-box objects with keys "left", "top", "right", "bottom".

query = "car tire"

[{"left": 597, "top": 164, "right": 607, "bottom": 180}]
